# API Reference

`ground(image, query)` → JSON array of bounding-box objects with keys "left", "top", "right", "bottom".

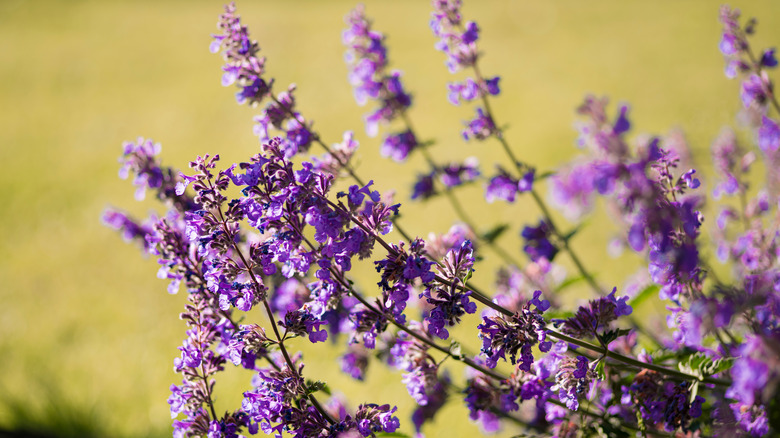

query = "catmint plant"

[{"left": 105, "top": 2, "right": 780, "bottom": 437}]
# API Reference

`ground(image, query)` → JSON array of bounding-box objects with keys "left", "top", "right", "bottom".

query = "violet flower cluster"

[{"left": 105, "top": 2, "right": 780, "bottom": 437}]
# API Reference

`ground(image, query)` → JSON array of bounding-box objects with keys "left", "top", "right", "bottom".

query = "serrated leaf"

[
  {"left": 305, "top": 380, "right": 331, "bottom": 396},
  {"left": 598, "top": 328, "right": 632, "bottom": 346},
  {"left": 702, "top": 357, "right": 736, "bottom": 376},
  {"left": 628, "top": 284, "right": 660, "bottom": 309},
  {"left": 481, "top": 224, "right": 509, "bottom": 244}
]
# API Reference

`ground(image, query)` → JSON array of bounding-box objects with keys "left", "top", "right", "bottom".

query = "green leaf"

[
  {"left": 463, "top": 269, "right": 474, "bottom": 284},
  {"left": 481, "top": 224, "right": 509, "bottom": 244},
  {"left": 598, "top": 328, "right": 632, "bottom": 346},
  {"left": 594, "top": 359, "right": 606, "bottom": 381},
  {"left": 561, "top": 223, "right": 585, "bottom": 243},
  {"left": 702, "top": 357, "right": 736, "bottom": 376},
  {"left": 554, "top": 275, "right": 586, "bottom": 292},
  {"left": 535, "top": 170, "right": 555, "bottom": 181},
  {"left": 376, "top": 433, "right": 411, "bottom": 438},
  {"left": 628, "top": 284, "right": 660, "bottom": 309},
  {"left": 305, "top": 380, "right": 331, "bottom": 396},
  {"left": 449, "top": 341, "right": 463, "bottom": 360}
]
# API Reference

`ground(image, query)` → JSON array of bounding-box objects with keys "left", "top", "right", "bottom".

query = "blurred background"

[{"left": 1, "top": 0, "right": 779, "bottom": 436}]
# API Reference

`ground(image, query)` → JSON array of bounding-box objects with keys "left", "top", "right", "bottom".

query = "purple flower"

[
  {"left": 760, "top": 48, "right": 778, "bottom": 68},
  {"left": 411, "top": 377, "right": 448, "bottom": 434},
  {"left": 380, "top": 130, "right": 418, "bottom": 162},
  {"left": 430, "top": 0, "right": 480, "bottom": 73},
  {"left": 462, "top": 107, "right": 496, "bottom": 141},
  {"left": 741, "top": 74, "right": 769, "bottom": 108},
  {"left": 447, "top": 77, "right": 501, "bottom": 105},
  {"left": 411, "top": 172, "right": 437, "bottom": 200},
  {"left": 552, "top": 356, "right": 595, "bottom": 411},
  {"left": 439, "top": 158, "right": 480, "bottom": 187},
  {"left": 521, "top": 220, "right": 558, "bottom": 262},
  {"left": 549, "top": 163, "right": 598, "bottom": 220},
  {"left": 485, "top": 172, "right": 518, "bottom": 203},
  {"left": 212, "top": 3, "right": 272, "bottom": 107},
  {"left": 478, "top": 293, "right": 550, "bottom": 370},
  {"left": 554, "top": 287, "right": 633, "bottom": 339},
  {"left": 344, "top": 7, "right": 413, "bottom": 138},
  {"left": 341, "top": 348, "right": 369, "bottom": 381},
  {"left": 758, "top": 116, "right": 780, "bottom": 152}
]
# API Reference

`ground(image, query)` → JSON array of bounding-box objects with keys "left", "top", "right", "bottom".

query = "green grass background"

[{"left": 1, "top": 0, "right": 779, "bottom": 436}]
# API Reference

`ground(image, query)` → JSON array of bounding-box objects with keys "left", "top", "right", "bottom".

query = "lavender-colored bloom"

[
  {"left": 411, "top": 172, "right": 437, "bottom": 200},
  {"left": 344, "top": 7, "right": 413, "bottom": 138},
  {"left": 212, "top": 3, "right": 272, "bottom": 107},
  {"left": 430, "top": 1, "right": 480, "bottom": 73},
  {"left": 411, "top": 376, "right": 448, "bottom": 434},
  {"left": 741, "top": 74, "right": 769, "bottom": 108},
  {"left": 552, "top": 356, "right": 595, "bottom": 411},
  {"left": 341, "top": 347, "right": 369, "bottom": 381},
  {"left": 447, "top": 76, "right": 501, "bottom": 105},
  {"left": 354, "top": 404, "right": 400, "bottom": 436},
  {"left": 463, "top": 373, "right": 503, "bottom": 433},
  {"left": 554, "top": 287, "right": 633, "bottom": 339},
  {"left": 760, "top": 48, "right": 778, "bottom": 67},
  {"left": 439, "top": 158, "right": 480, "bottom": 187},
  {"left": 485, "top": 172, "right": 518, "bottom": 203},
  {"left": 375, "top": 239, "right": 434, "bottom": 290},
  {"left": 462, "top": 107, "right": 496, "bottom": 141},
  {"left": 421, "top": 240, "right": 477, "bottom": 339},
  {"left": 758, "top": 116, "right": 780, "bottom": 152},
  {"left": 279, "top": 308, "right": 328, "bottom": 343},
  {"left": 478, "top": 291, "right": 551, "bottom": 370},
  {"left": 730, "top": 402, "right": 770, "bottom": 437},
  {"left": 549, "top": 163, "right": 598, "bottom": 220},
  {"left": 521, "top": 220, "right": 558, "bottom": 262},
  {"left": 101, "top": 209, "right": 155, "bottom": 250},
  {"left": 380, "top": 130, "right": 418, "bottom": 162}
]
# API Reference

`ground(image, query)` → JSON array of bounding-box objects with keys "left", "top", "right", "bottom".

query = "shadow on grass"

[
  {"left": 0, "top": 380, "right": 108, "bottom": 438},
  {"left": 0, "top": 378, "right": 172, "bottom": 438}
]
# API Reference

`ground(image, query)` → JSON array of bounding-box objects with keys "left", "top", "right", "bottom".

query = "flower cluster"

[{"left": 105, "top": 2, "right": 780, "bottom": 437}]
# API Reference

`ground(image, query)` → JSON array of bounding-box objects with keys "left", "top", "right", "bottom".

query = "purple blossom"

[
  {"left": 758, "top": 116, "right": 780, "bottom": 152},
  {"left": 411, "top": 376, "right": 449, "bottom": 434},
  {"left": 341, "top": 347, "right": 369, "bottom": 381},
  {"left": 478, "top": 292, "right": 551, "bottom": 370},
  {"left": 430, "top": 1, "right": 480, "bottom": 73},
  {"left": 549, "top": 163, "right": 598, "bottom": 220},
  {"left": 344, "top": 6, "right": 413, "bottom": 138},
  {"left": 447, "top": 76, "right": 501, "bottom": 105},
  {"left": 552, "top": 356, "right": 595, "bottom": 411},
  {"left": 760, "top": 48, "right": 778, "bottom": 68},
  {"left": 462, "top": 107, "right": 497, "bottom": 141},
  {"left": 741, "top": 74, "right": 769, "bottom": 108},
  {"left": 212, "top": 3, "right": 272, "bottom": 107},
  {"left": 521, "top": 220, "right": 558, "bottom": 262},
  {"left": 439, "top": 158, "right": 480, "bottom": 187},
  {"left": 485, "top": 172, "right": 518, "bottom": 203},
  {"left": 411, "top": 172, "right": 437, "bottom": 200},
  {"left": 380, "top": 130, "right": 418, "bottom": 162},
  {"left": 553, "top": 288, "right": 633, "bottom": 339}
]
